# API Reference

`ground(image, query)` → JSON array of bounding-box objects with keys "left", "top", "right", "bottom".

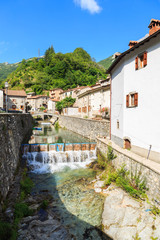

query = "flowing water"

[{"left": 24, "top": 123, "right": 111, "bottom": 239}]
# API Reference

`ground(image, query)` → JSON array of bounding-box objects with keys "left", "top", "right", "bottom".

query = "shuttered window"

[
  {"left": 143, "top": 52, "right": 147, "bottom": 67},
  {"left": 135, "top": 57, "right": 138, "bottom": 70},
  {"left": 135, "top": 52, "right": 147, "bottom": 70},
  {"left": 134, "top": 93, "right": 138, "bottom": 106},
  {"left": 126, "top": 95, "right": 129, "bottom": 107},
  {"left": 126, "top": 92, "right": 138, "bottom": 108}
]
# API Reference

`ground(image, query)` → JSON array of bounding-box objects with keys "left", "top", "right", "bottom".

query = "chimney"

[
  {"left": 128, "top": 41, "right": 138, "bottom": 48},
  {"left": 148, "top": 19, "right": 160, "bottom": 35}
]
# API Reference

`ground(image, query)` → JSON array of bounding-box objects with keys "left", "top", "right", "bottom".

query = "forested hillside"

[
  {"left": 98, "top": 55, "right": 114, "bottom": 69},
  {"left": 7, "top": 47, "right": 107, "bottom": 94},
  {"left": 0, "top": 63, "right": 19, "bottom": 88}
]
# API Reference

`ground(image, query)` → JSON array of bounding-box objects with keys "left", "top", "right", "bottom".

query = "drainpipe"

[{"left": 110, "top": 74, "right": 112, "bottom": 140}]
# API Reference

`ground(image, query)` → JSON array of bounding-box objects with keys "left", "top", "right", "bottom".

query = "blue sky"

[{"left": 0, "top": 0, "right": 160, "bottom": 63}]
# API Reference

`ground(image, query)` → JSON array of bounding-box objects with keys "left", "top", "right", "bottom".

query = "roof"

[
  {"left": 49, "top": 99, "right": 59, "bottom": 102},
  {"left": 27, "top": 95, "right": 48, "bottom": 99},
  {"left": 107, "top": 29, "right": 160, "bottom": 74},
  {"left": 78, "top": 84, "right": 110, "bottom": 99},
  {"left": 4, "top": 89, "right": 27, "bottom": 97},
  {"left": 60, "top": 86, "right": 87, "bottom": 94},
  {"left": 49, "top": 88, "right": 63, "bottom": 91}
]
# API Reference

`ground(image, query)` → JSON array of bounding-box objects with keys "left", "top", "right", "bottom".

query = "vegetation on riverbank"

[
  {"left": 0, "top": 168, "right": 34, "bottom": 240},
  {"left": 56, "top": 96, "right": 76, "bottom": 113},
  {"left": 93, "top": 147, "right": 148, "bottom": 200}
]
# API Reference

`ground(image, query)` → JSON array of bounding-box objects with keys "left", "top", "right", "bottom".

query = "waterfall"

[{"left": 23, "top": 149, "right": 96, "bottom": 174}]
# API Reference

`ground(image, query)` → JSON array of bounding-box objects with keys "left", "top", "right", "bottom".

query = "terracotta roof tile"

[{"left": 4, "top": 90, "right": 27, "bottom": 97}]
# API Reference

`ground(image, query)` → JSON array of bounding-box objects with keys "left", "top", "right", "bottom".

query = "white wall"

[
  {"left": 90, "top": 89, "right": 110, "bottom": 116},
  {"left": 111, "top": 34, "right": 160, "bottom": 154},
  {"left": 48, "top": 100, "right": 56, "bottom": 112},
  {"left": 111, "top": 61, "right": 125, "bottom": 146},
  {"left": 63, "top": 107, "right": 78, "bottom": 116},
  {"left": 0, "top": 90, "right": 4, "bottom": 109}
]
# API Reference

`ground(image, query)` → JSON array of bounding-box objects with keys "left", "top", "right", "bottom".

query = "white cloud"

[{"left": 74, "top": 0, "right": 102, "bottom": 14}]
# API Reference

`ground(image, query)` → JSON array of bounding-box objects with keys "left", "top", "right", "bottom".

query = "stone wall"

[
  {"left": 97, "top": 137, "right": 160, "bottom": 203},
  {"left": 0, "top": 113, "right": 33, "bottom": 203},
  {"left": 58, "top": 115, "right": 110, "bottom": 140}
]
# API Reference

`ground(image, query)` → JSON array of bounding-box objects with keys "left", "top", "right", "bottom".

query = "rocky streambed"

[
  {"left": 16, "top": 166, "right": 160, "bottom": 240},
  {"left": 17, "top": 168, "right": 112, "bottom": 240}
]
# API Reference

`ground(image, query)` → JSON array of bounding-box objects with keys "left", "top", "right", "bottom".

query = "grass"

[
  {"left": 54, "top": 121, "right": 60, "bottom": 131},
  {"left": 39, "top": 200, "right": 49, "bottom": 210},
  {"left": 103, "top": 164, "right": 147, "bottom": 199},
  {"left": 97, "top": 147, "right": 147, "bottom": 199},
  {"left": 0, "top": 168, "right": 34, "bottom": 240},
  {"left": 151, "top": 205, "right": 160, "bottom": 215},
  {"left": 0, "top": 221, "right": 12, "bottom": 240}
]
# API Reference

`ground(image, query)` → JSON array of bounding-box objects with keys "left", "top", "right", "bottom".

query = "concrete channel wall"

[
  {"left": 97, "top": 137, "right": 160, "bottom": 203},
  {"left": 0, "top": 114, "right": 33, "bottom": 203},
  {"left": 56, "top": 115, "right": 110, "bottom": 140}
]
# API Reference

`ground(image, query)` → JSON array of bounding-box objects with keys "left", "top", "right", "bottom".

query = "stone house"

[
  {"left": 4, "top": 90, "right": 27, "bottom": 112},
  {"left": 107, "top": 19, "right": 160, "bottom": 162},
  {"left": 77, "top": 79, "right": 110, "bottom": 118},
  {"left": 49, "top": 88, "right": 63, "bottom": 101},
  {"left": 27, "top": 95, "right": 49, "bottom": 111},
  {"left": 60, "top": 86, "right": 89, "bottom": 103}
]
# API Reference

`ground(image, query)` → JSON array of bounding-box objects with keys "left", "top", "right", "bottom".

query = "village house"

[
  {"left": 47, "top": 99, "right": 59, "bottom": 113},
  {"left": 77, "top": 78, "right": 110, "bottom": 118},
  {"left": 49, "top": 88, "right": 63, "bottom": 101},
  {"left": 27, "top": 95, "right": 49, "bottom": 111},
  {"left": 107, "top": 19, "right": 160, "bottom": 162},
  {"left": 60, "top": 86, "right": 89, "bottom": 104},
  {"left": 4, "top": 89, "right": 27, "bottom": 112}
]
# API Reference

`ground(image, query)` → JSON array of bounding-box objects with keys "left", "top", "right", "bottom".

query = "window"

[
  {"left": 135, "top": 52, "right": 147, "bottom": 70},
  {"left": 117, "top": 120, "right": 119, "bottom": 129},
  {"left": 126, "top": 92, "right": 138, "bottom": 107}
]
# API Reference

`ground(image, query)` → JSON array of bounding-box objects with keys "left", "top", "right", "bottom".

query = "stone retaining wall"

[
  {"left": 57, "top": 115, "right": 110, "bottom": 140},
  {"left": 0, "top": 114, "right": 33, "bottom": 203},
  {"left": 97, "top": 137, "right": 160, "bottom": 203}
]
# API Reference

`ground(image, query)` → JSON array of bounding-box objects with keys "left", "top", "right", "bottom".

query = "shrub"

[
  {"left": 151, "top": 205, "right": 160, "bottom": 215},
  {"left": 107, "top": 145, "right": 117, "bottom": 161},
  {"left": 20, "top": 177, "right": 34, "bottom": 195},
  {"left": 0, "top": 221, "right": 12, "bottom": 240},
  {"left": 97, "top": 152, "right": 108, "bottom": 169},
  {"left": 40, "top": 200, "right": 49, "bottom": 210},
  {"left": 14, "top": 203, "right": 33, "bottom": 220},
  {"left": 104, "top": 164, "right": 147, "bottom": 199}
]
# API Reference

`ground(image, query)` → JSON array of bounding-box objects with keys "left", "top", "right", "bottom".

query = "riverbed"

[{"left": 23, "top": 122, "right": 111, "bottom": 239}]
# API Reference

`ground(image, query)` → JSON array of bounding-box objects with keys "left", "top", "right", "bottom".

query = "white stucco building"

[
  {"left": 0, "top": 90, "right": 4, "bottom": 109},
  {"left": 108, "top": 19, "right": 160, "bottom": 162},
  {"left": 77, "top": 79, "right": 110, "bottom": 118},
  {"left": 63, "top": 107, "right": 79, "bottom": 116},
  {"left": 48, "top": 99, "right": 58, "bottom": 112}
]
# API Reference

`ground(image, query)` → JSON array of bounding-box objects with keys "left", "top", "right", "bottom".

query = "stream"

[{"left": 22, "top": 122, "right": 112, "bottom": 239}]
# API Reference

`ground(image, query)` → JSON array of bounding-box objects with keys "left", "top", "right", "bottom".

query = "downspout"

[{"left": 110, "top": 74, "right": 112, "bottom": 140}]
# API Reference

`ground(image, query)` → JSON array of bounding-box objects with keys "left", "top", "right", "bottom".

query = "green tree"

[{"left": 44, "top": 45, "right": 55, "bottom": 66}]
